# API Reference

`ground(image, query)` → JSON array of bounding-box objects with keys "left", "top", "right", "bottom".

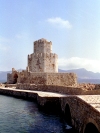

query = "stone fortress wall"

[
  {"left": 7, "top": 68, "right": 18, "bottom": 84},
  {"left": 34, "top": 38, "right": 52, "bottom": 53},
  {"left": 28, "top": 53, "right": 58, "bottom": 73},
  {"left": 28, "top": 38, "right": 58, "bottom": 73},
  {"left": 5, "top": 39, "right": 100, "bottom": 133},
  {"left": 7, "top": 38, "right": 77, "bottom": 87},
  {"left": 7, "top": 69, "right": 77, "bottom": 87}
]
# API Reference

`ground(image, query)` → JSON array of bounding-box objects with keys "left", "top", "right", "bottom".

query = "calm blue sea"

[{"left": 0, "top": 95, "right": 76, "bottom": 133}]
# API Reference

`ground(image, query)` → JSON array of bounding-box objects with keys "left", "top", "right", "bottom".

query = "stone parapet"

[
  {"left": 17, "top": 72, "right": 77, "bottom": 87},
  {"left": 7, "top": 39, "right": 78, "bottom": 88},
  {"left": 34, "top": 38, "right": 52, "bottom": 53},
  {"left": 0, "top": 88, "right": 100, "bottom": 133},
  {"left": 16, "top": 83, "right": 100, "bottom": 95}
]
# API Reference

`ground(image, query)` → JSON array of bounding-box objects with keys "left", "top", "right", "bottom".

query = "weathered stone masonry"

[
  {"left": 28, "top": 38, "right": 58, "bottom": 73},
  {"left": 6, "top": 38, "right": 100, "bottom": 133},
  {"left": 61, "top": 96, "right": 100, "bottom": 133},
  {"left": 0, "top": 87, "right": 100, "bottom": 133},
  {"left": 7, "top": 38, "right": 77, "bottom": 87}
]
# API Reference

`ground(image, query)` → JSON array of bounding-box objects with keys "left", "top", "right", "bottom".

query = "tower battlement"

[
  {"left": 28, "top": 38, "right": 58, "bottom": 72},
  {"left": 34, "top": 38, "right": 52, "bottom": 53},
  {"left": 7, "top": 38, "right": 77, "bottom": 87},
  {"left": 29, "top": 53, "right": 57, "bottom": 57},
  {"left": 34, "top": 38, "right": 51, "bottom": 44}
]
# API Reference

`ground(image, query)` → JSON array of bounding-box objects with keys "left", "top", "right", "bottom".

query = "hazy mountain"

[
  {"left": 58, "top": 68, "right": 100, "bottom": 79},
  {"left": 58, "top": 68, "right": 100, "bottom": 84},
  {"left": 0, "top": 68, "right": 100, "bottom": 84},
  {"left": 0, "top": 69, "right": 23, "bottom": 83},
  {"left": 0, "top": 71, "right": 11, "bottom": 83}
]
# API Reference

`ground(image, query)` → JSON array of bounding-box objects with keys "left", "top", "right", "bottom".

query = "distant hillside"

[
  {"left": 0, "top": 68, "right": 100, "bottom": 84},
  {"left": 58, "top": 68, "right": 100, "bottom": 79},
  {"left": 58, "top": 68, "right": 100, "bottom": 84},
  {"left": 0, "top": 71, "right": 11, "bottom": 83},
  {"left": 0, "top": 69, "right": 22, "bottom": 83}
]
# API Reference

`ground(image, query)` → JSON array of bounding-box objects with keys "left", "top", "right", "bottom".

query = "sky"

[{"left": 0, "top": 0, "right": 100, "bottom": 72}]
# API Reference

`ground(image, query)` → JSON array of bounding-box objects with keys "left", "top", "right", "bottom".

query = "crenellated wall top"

[{"left": 34, "top": 38, "right": 52, "bottom": 45}]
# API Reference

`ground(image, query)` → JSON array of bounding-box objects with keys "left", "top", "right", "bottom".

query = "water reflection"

[{"left": 0, "top": 95, "right": 77, "bottom": 133}]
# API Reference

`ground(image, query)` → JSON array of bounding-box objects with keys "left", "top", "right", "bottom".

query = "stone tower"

[{"left": 28, "top": 38, "right": 58, "bottom": 72}]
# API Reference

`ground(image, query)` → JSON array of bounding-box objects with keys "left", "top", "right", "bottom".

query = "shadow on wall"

[
  {"left": 84, "top": 123, "right": 99, "bottom": 133},
  {"left": 13, "top": 73, "right": 18, "bottom": 84},
  {"left": 65, "top": 104, "right": 72, "bottom": 126},
  {"left": 38, "top": 100, "right": 62, "bottom": 115}
]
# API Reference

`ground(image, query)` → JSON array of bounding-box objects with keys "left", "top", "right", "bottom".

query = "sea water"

[{"left": 0, "top": 95, "right": 76, "bottom": 133}]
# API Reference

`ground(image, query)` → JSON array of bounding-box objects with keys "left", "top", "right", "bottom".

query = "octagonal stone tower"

[{"left": 28, "top": 38, "right": 58, "bottom": 72}]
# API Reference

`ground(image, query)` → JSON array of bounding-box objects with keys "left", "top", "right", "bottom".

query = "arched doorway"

[
  {"left": 65, "top": 104, "right": 72, "bottom": 125},
  {"left": 13, "top": 73, "right": 18, "bottom": 84},
  {"left": 84, "top": 123, "right": 99, "bottom": 133}
]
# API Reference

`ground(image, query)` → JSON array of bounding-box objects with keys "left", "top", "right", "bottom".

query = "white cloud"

[
  {"left": 58, "top": 57, "right": 100, "bottom": 73},
  {"left": 47, "top": 17, "right": 72, "bottom": 29}
]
